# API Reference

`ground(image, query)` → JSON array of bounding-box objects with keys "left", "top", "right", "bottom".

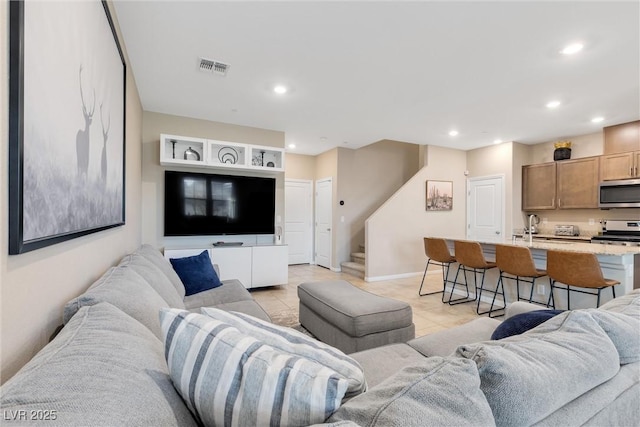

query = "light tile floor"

[{"left": 249, "top": 264, "right": 486, "bottom": 337}]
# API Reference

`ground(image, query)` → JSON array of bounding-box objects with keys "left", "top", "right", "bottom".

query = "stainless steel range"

[{"left": 591, "top": 220, "right": 640, "bottom": 246}]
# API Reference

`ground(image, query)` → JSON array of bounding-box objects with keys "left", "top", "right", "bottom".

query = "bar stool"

[
  {"left": 546, "top": 250, "right": 619, "bottom": 309},
  {"left": 419, "top": 237, "right": 457, "bottom": 302},
  {"left": 451, "top": 240, "right": 504, "bottom": 317},
  {"left": 495, "top": 244, "right": 555, "bottom": 309}
]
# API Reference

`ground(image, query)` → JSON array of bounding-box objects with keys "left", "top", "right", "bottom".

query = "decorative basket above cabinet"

[{"left": 160, "top": 134, "right": 285, "bottom": 173}]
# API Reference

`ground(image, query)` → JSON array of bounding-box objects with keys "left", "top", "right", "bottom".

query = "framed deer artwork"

[{"left": 8, "top": 0, "right": 126, "bottom": 254}]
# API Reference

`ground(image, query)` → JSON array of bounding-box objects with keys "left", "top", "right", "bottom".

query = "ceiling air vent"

[{"left": 198, "top": 57, "right": 229, "bottom": 76}]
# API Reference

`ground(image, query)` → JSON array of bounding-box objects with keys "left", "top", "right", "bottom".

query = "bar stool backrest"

[
  {"left": 424, "top": 238, "right": 455, "bottom": 263},
  {"left": 496, "top": 244, "right": 539, "bottom": 276},
  {"left": 454, "top": 240, "right": 491, "bottom": 269},
  {"left": 547, "top": 250, "right": 607, "bottom": 289}
]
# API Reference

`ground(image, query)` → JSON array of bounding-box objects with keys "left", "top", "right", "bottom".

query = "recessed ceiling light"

[
  {"left": 591, "top": 116, "right": 604, "bottom": 123},
  {"left": 546, "top": 100, "right": 561, "bottom": 109},
  {"left": 561, "top": 43, "right": 584, "bottom": 55},
  {"left": 493, "top": 139, "right": 502, "bottom": 145},
  {"left": 288, "top": 143, "right": 296, "bottom": 149},
  {"left": 273, "top": 85, "right": 288, "bottom": 95},
  {"left": 449, "top": 130, "right": 459, "bottom": 137},
  {"left": 320, "top": 136, "right": 328, "bottom": 141}
]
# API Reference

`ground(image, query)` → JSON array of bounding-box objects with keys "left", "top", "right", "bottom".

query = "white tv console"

[{"left": 164, "top": 244, "right": 288, "bottom": 289}]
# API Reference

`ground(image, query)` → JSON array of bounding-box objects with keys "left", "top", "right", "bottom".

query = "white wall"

[
  {"left": 365, "top": 145, "right": 467, "bottom": 280},
  {"left": 1, "top": 1, "right": 143, "bottom": 383}
]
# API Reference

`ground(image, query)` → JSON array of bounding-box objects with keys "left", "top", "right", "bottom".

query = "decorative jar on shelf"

[{"left": 553, "top": 140, "right": 571, "bottom": 161}]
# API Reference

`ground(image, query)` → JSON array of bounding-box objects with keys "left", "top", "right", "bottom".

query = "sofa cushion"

[
  {"left": 136, "top": 244, "right": 186, "bottom": 299},
  {"left": 350, "top": 343, "right": 427, "bottom": 389},
  {"left": 490, "top": 309, "right": 564, "bottom": 340},
  {"left": 0, "top": 303, "right": 197, "bottom": 426},
  {"left": 183, "top": 279, "right": 253, "bottom": 309},
  {"left": 455, "top": 310, "right": 620, "bottom": 427},
  {"left": 582, "top": 309, "right": 640, "bottom": 365},
  {"left": 63, "top": 266, "right": 168, "bottom": 339},
  {"left": 201, "top": 307, "right": 367, "bottom": 397},
  {"left": 600, "top": 288, "right": 640, "bottom": 319},
  {"left": 328, "top": 357, "right": 496, "bottom": 427},
  {"left": 408, "top": 317, "right": 501, "bottom": 357},
  {"left": 209, "top": 300, "right": 272, "bottom": 322},
  {"left": 169, "top": 250, "right": 222, "bottom": 296},
  {"left": 119, "top": 252, "right": 185, "bottom": 308},
  {"left": 160, "top": 309, "right": 348, "bottom": 427}
]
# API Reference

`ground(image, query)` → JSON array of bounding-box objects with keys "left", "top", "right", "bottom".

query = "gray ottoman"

[{"left": 298, "top": 280, "right": 415, "bottom": 353}]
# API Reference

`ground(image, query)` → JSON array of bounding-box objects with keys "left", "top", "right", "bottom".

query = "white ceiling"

[{"left": 113, "top": 1, "right": 640, "bottom": 156}]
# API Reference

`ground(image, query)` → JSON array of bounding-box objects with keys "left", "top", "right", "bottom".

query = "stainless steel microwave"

[{"left": 599, "top": 179, "right": 640, "bottom": 209}]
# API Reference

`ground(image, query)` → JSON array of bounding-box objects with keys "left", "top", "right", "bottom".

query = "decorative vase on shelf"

[
  {"left": 184, "top": 147, "right": 201, "bottom": 161},
  {"left": 553, "top": 140, "right": 571, "bottom": 161}
]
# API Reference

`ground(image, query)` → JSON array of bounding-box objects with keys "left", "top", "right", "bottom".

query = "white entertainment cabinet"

[
  {"left": 160, "top": 132, "right": 288, "bottom": 289},
  {"left": 164, "top": 245, "right": 288, "bottom": 289}
]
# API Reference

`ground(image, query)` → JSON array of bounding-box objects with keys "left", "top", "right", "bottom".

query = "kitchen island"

[{"left": 443, "top": 238, "right": 639, "bottom": 310}]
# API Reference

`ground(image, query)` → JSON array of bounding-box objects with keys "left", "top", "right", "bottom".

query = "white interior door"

[
  {"left": 285, "top": 179, "right": 313, "bottom": 265},
  {"left": 315, "top": 178, "right": 332, "bottom": 269},
  {"left": 467, "top": 175, "right": 504, "bottom": 243}
]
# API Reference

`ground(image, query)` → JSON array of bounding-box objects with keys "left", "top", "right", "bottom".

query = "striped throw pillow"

[
  {"left": 160, "top": 308, "right": 348, "bottom": 426},
  {"left": 201, "top": 307, "right": 367, "bottom": 397}
]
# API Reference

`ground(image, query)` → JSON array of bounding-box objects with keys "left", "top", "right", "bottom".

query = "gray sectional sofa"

[{"left": 1, "top": 244, "right": 638, "bottom": 426}]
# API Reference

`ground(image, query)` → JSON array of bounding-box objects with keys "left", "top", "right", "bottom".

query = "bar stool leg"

[
  {"left": 528, "top": 276, "right": 536, "bottom": 303},
  {"left": 567, "top": 285, "right": 571, "bottom": 310},
  {"left": 419, "top": 259, "right": 446, "bottom": 297},
  {"left": 448, "top": 264, "right": 474, "bottom": 305},
  {"left": 546, "top": 277, "right": 555, "bottom": 309}
]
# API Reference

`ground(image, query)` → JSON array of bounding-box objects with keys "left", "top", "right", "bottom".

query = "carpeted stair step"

[
  {"left": 341, "top": 261, "right": 365, "bottom": 279},
  {"left": 351, "top": 252, "right": 365, "bottom": 265}
]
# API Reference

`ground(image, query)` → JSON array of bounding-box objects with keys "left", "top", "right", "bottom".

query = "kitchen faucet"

[{"left": 528, "top": 214, "right": 538, "bottom": 245}]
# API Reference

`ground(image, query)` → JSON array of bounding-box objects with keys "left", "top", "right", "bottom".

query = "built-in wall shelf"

[{"left": 160, "top": 134, "right": 285, "bottom": 173}]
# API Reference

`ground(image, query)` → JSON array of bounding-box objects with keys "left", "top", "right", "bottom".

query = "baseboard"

[
  {"left": 365, "top": 271, "right": 423, "bottom": 282},
  {"left": 330, "top": 266, "right": 341, "bottom": 273}
]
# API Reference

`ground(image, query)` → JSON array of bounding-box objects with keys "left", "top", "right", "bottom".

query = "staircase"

[{"left": 341, "top": 244, "right": 365, "bottom": 279}]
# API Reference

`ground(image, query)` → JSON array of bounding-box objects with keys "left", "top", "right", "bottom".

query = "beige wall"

[
  {"left": 528, "top": 131, "right": 604, "bottom": 165},
  {"left": 466, "top": 142, "right": 515, "bottom": 237},
  {"left": 141, "top": 111, "right": 285, "bottom": 249},
  {"left": 284, "top": 153, "right": 316, "bottom": 181},
  {"left": 336, "top": 141, "right": 420, "bottom": 265},
  {"left": 366, "top": 145, "right": 467, "bottom": 279},
  {"left": 0, "top": 2, "right": 143, "bottom": 383}
]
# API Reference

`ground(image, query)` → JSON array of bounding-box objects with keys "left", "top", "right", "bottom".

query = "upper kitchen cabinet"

[
  {"left": 556, "top": 157, "right": 600, "bottom": 209},
  {"left": 600, "top": 151, "right": 640, "bottom": 181},
  {"left": 603, "top": 120, "right": 640, "bottom": 155},
  {"left": 522, "top": 162, "right": 557, "bottom": 210}
]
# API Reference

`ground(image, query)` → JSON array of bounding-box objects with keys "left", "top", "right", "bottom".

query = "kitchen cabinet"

[
  {"left": 603, "top": 121, "right": 640, "bottom": 155},
  {"left": 600, "top": 151, "right": 640, "bottom": 181},
  {"left": 522, "top": 162, "right": 557, "bottom": 210},
  {"left": 556, "top": 157, "right": 600, "bottom": 208},
  {"left": 522, "top": 157, "right": 600, "bottom": 210}
]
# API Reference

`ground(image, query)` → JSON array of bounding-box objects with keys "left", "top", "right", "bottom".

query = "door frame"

[
  {"left": 315, "top": 177, "right": 333, "bottom": 269},
  {"left": 284, "top": 178, "right": 314, "bottom": 265},
  {"left": 466, "top": 174, "right": 506, "bottom": 241}
]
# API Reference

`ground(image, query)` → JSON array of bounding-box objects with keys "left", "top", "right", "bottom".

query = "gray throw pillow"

[
  {"left": 328, "top": 357, "right": 496, "bottom": 427},
  {"left": 455, "top": 310, "right": 620, "bottom": 427},
  {"left": 583, "top": 309, "right": 640, "bottom": 365},
  {"left": 599, "top": 289, "right": 640, "bottom": 319}
]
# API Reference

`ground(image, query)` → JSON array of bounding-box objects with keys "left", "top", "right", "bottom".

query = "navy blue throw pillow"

[
  {"left": 491, "top": 309, "right": 565, "bottom": 340},
  {"left": 169, "top": 251, "right": 222, "bottom": 296}
]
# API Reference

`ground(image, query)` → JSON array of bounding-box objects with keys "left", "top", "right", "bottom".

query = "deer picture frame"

[{"left": 9, "top": 0, "right": 126, "bottom": 254}]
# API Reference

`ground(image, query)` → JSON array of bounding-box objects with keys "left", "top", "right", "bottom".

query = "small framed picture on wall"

[{"left": 426, "top": 180, "right": 453, "bottom": 211}]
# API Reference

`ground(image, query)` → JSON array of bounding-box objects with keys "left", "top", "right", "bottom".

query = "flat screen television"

[{"left": 164, "top": 170, "right": 276, "bottom": 236}]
